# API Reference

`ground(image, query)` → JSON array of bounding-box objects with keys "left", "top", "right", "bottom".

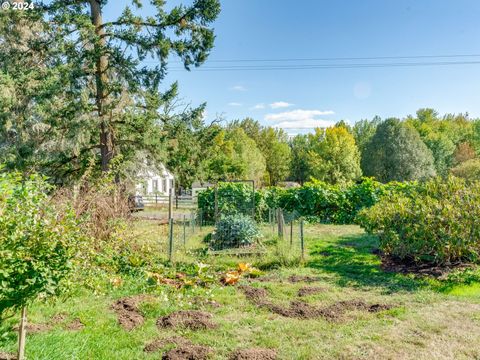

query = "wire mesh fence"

[{"left": 134, "top": 203, "right": 306, "bottom": 265}]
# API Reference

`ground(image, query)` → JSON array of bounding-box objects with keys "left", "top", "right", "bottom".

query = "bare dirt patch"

[
  {"left": 0, "top": 352, "right": 16, "bottom": 360},
  {"left": 319, "top": 300, "right": 393, "bottom": 321},
  {"left": 65, "top": 318, "right": 85, "bottom": 331},
  {"left": 12, "top": 322, "right": 51, "bottom": 334},
  {"left": 239, "top": 285, "right": 392, "bottom": 321},
  {"left": 157, "top": 310, "right": 217, "bottom": 330},
  {"left": 297, "top": 286, "right": 326, "bottom": 297},
  {"left": 144, "top": 336, "right": 191, "bottom": 353},
  {"left": 161, "top": 344, "right": 211, "bottom": 360},
  {"left": 287, "top": 275, "right": 321, "bottom": 283},
  {"left": 112, "top": 295, "right": 151, "bottom": 331},
  {"left": 229, "top": 348, "right": 277, "bottom": 360},
  {"left": 381, "top": 256, "right": 473, "bottom": 278}
]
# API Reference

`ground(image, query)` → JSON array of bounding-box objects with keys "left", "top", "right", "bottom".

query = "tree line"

[{"left": 166, "top": 109, "right": 480, "bottom": 190}]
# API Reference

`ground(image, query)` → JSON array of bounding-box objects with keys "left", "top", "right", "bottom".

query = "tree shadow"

[{"left": 306, "top": 233, "right": 430, "bottom": 294}]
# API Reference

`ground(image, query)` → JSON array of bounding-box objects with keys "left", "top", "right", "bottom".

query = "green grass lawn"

[{"left": 1, "top": 222, "right": 480, "bottom": 359}]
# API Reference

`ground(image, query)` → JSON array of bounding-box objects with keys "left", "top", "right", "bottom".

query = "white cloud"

[
  {"left": 269, "top": 101, "right": 294, "bottom": 109},
  {"left": 251, "top": 103, "right": 266, "bottom": 110},
  {"left": 273, "top": 119, "right": 336, "bottom": 129},
  {"left": 228, "top": 102, "right": 242, "bottom": 107},
  {"left": 231, "top": 85, "right": 247, "bottom": 92},
  {"left": 264, "top": 109, "right": 335, "bottom": 122}
]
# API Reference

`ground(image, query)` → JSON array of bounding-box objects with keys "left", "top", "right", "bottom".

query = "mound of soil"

[
  {"left": 0, "top": 352, "right": 16, "bottom": 360},
  {"left": 287, "top": 275, "right": 321, "bottom": 283},
  {"left": 12, "top": 323, "right": 51, "bottom": 334},
  {"left": 144, "top": 336, "right": 191, "bottom": 353},
  {"left": 157, "top": 310, "right": 217, "bottom": 330},
  {"left": 319, "top": 300, "right": 393, "bottom": 321},
  {"left": 239, "top": 286, "right": 321, "bottom": 319},
  {"left": 112, "top": 295, "right": 150, "bottom": 331},
  {"left": 161, "top": 344, "right": 211, "bottom": 360},
  {"left": 65, "top": 318, "right": 85, "bottom": 331},
  {"left": 268, "top": 300, "right": 322, "bottom": 319},
  {"left": 381, "top": 256, "right": 472, "bottom": 278},
  {"left": 229, "top": 348, "right": 277, "bottom": 360},
  {"left": 239, "top": 285, "right": 392, "bottom": 321},
  {"left": 192, "top": 297, "right": 221, "bottom": 308},
  {"left": 297, "top": 286, "right": 326, "bottom": 297}
]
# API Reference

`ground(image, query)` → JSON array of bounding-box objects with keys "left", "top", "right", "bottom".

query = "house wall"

[{"left": 136, "top": 166, "right": 175, "bottom": 196}]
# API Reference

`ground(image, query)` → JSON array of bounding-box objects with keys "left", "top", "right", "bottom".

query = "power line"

[
  {"left": 172, "top": 53, "right": 480, "bottom": 63},
  {"left": 167, "top": 60, "right": 480, "bottom": 72}
]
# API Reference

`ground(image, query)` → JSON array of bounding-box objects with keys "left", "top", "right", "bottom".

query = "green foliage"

[
  {"left": 451, "top": 158, "right": 480, "bottom": 181},
  {"left": 362, "top": 118, "right": 436, "bottom": 182},
  {"left": 358, "top": 177, "right": 480, "bottom": 265},
  {"left": 289, "top": 134, "right": 311, "bottom": 184},
  {"left": 198, "top": 178, "right": 415, "bottom": 225},
  {"left": 0, "top": 0, "right": 221, "bottom": 183},
  {"left": 0, "top": 172, "right": 80, "bottom": 317},
  {"left": 209, "top": 214, "right": 261, "bottom": 250},
  {"left": 197, "top": 182, "right": 258, "bottom": 223},
  {"left": 307, "top": 126, "right": 362, "bottom": 185}
]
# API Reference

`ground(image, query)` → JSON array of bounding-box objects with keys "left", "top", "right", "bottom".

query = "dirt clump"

[
  {"left": 0, "top": 352, "right": 16, "bottom": 360},
  {"left": 161, "top": 344, "right": 211, "bottom": 360},
  {"left": 65, "top": 318, "right": 85, "bottom": 331},
  {"left": 268, "top": 300, "right": 322, "bottom": 319},
  {"left": 239, "top": 286, "right": 321, "bottom": 319},
  {"left": 381, "top": 256, "right": 472, "bottom": 278},
  {"left": 229, "top": 348, "right": 277, "bottom": 360},
  {"left": 319, "top": 300, "right": 392, "bottom": 321},
  {"left": 239, "top": 285, "right": 392, "bottom": 321},
  {"left": 297, "top": 286, "right": 326, "bottom": 297},
  {"left": 144, "top": 336, "right": 191, "bottom": 353},
  {"left": 112, "top": 295, "right": 150, "bottom": 331},
  {"left": 157, "top": 310, "right": 217, "bottom": 330},
  {"left": 287, "top": 275, "right": 321, "bottom": 283},
  {"left": 192, "top": 297, "right": 221, "bottom": 308},
  {"left": 12, "top": 322, "right": 51, "bottom": 334}
]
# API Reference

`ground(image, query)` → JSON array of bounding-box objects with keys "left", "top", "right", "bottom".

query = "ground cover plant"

[{"left": 0, "top": 219, "right": 479, "bottom": 360}]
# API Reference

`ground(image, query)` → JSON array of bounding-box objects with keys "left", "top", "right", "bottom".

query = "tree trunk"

[
  {"left": 17, "top": 307, "right": 27, "bottom": 360},
  {"left": 89, "top": 0, "right": 113, "bottom": 172}
]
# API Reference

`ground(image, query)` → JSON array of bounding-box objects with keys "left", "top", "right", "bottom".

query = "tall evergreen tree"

[
  {"left": 362, "top": 118, "right": 436, "bottom": 182},
  {"left": 0, "top": 0, "right": 220, "bottom": 183}
]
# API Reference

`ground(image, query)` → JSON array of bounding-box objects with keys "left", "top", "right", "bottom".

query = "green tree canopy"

[
  {"left": 308, "top": 126, "right": 362, "bottom": 185},
  {"left": 0, "top": 0, "right": 220, "bottom": 183},
  {"left": 362, "top": 118, "right": 436, "bottom": 182}
]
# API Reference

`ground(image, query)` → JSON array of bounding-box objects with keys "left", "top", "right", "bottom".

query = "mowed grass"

[{"left": 1, "top": 222, "right": 480, "bottom": 359}]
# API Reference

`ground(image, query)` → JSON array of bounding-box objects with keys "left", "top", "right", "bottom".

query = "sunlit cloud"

[
  {"left": 270, "top": 101, "right": 294, "bottom": 109},
  {"left": 230, "top": 85, "right": 247, "bottom": 92},
  {"left": 251, "top": 103, "right": 266, "bottom": 110},
  {"left": 272, "top": 119, "right": 336, "bottom": 129},
  {"left": 228, "top": 102, "right": 243, "bottom": 107},
  {"left": 265, "top": 109, "right": 335, "bottom": 122}
]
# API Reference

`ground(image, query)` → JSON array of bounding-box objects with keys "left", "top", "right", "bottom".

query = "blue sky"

[{"left": 104, "top": 0, "right": 480, "bottom": 134}]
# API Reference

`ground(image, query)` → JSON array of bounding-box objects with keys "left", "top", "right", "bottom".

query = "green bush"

[
  {"left": 209, "top": 214, "right": 261, "bottom": 250},
  {"left": 0, "top": 172, "right": 81, "bottom": 317},
  {"left": 198, "top": 178, "right": 415, "bottom": 225},
  {"left": 358, "top": 176, "right": 480, "bottom": 265}
]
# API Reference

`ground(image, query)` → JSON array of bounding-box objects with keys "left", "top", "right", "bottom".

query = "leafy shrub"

[
  {"left": 209, "top": 214, "right": 261, "bottom": 250},
  {"left": 198, "top": 178, "right": 415, "bottom": 225},
  {"left": 0, "top": 172, "right": 81, "bottom": 317},
  {"left": 358, "top": 176, "right": 480, "bottom": 265}
]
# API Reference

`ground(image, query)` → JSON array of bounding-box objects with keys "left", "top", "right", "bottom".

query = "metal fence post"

[
  {"left": 183, "top": 215, "right": 186, "bottom": 247},
  {"left": 168, "top": 188, "right": 174, "bottom": 220},
  {"left": 168, "top": 218, "right": 174, "bottom": 263},
  {"left": 290, "top": 221, "right": 293, "bottom": 247},
  {"left": 300, "top": 219, "right": 305, "bottom": 261}
]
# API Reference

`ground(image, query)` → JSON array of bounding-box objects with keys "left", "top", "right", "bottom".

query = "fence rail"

[{"left": 142, "top": 194, "right": 197, "bottom": 208}]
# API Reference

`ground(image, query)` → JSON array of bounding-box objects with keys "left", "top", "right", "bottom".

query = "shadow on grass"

[{"left": 306, "top": 233, "right": 431, "bottom": 293}]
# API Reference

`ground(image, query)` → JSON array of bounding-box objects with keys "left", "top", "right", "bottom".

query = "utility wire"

[{"left": 167, "top": 60, "right": 480, "bottom": 72}]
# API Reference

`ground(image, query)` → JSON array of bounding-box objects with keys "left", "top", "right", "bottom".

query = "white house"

[{"left": 136, "top": 163, "right": 175, "bottom": 197}]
